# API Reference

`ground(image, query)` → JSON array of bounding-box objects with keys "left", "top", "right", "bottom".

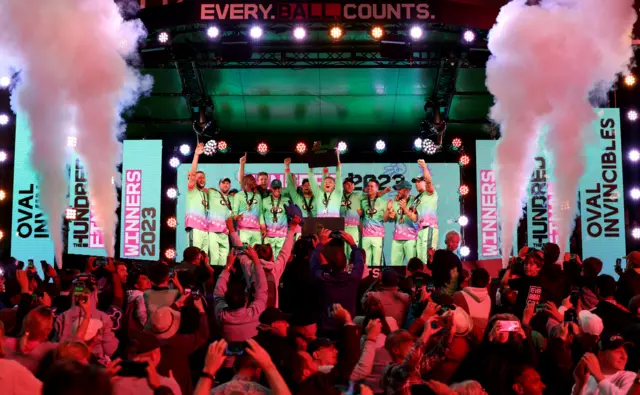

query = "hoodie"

[
  {"left": 452, "top": 286, "right": 491, "bottom": 337},
  {"left": 230, "top": 228, "right": 296, "bottom": 308}
]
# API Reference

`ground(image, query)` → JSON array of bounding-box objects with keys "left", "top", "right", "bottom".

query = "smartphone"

[
  {"left": 615, "top": 258, "right": 623, "bottom": 271},
  {"left": 498, "top": 320, "right": 521, "bottom": 332},
  {"left": 117, "top": 360, "right": 149, "bottom": 378},
  {"left": 224, "top": 342, "right": 246, "bottom": 356},
  {"left": 329, "top": 230, "right": 342, "bottom": 239},
  {"left": 535, "top": 303, "right": 546, "bottom": 313},
  {"left": 426, "top": 282, "right": 435, "bottom": 293},
  {"left": 564, "top": 309, "right": 578, "bottom": 323},
  {"left": 191, "top": 289, "right": 201, "bottom": 298},
  {"left": 570, "top": 288, "right": 580, "bottom": 307},
  {"left": 27, "top": 259, "right": 35, "bottom": 268},
  {"left": 413, "top": 277, "right": 423, "bottom": 288}
]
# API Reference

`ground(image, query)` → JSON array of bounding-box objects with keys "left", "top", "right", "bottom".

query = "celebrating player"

[
  {"left": 185, "top": 142, "right": 210, "bottom": 253},
  {"left": 260, "top": 179, "right": 288, "bottom": 257},
  {"left": 284, "top": 158, "right": 316, "bottom": 218},
  {"left": 238, "top": 153, "right": 271, "bottom": 198},
  {"left": 406, "top": 159, "right": 439, "bottom": 264},
  {"left": 307, "top": 148, "right": 342, "bottom": 217},
  {"left": 358, "top": 180, "right": 387, "bottom": 266},
  {"left": 207, "top": 177, "right": 233, "bottom": 266},
  {"left": 341, "top": 177, "right": 362, "bottom": 252},
  {"left": 233, "top": 175, "right": 263, "bottom": 246},
  {"left": 385, "top": 180, "right": 419, "bottom": 266}
]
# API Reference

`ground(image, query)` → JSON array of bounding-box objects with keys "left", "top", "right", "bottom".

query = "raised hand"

[
  {"left": 195, "top": 142, "right": 205, "bottom": 156},
  {"left": 365, "top": 318, "right": 382, "bottom": 341},
  {"left": 331, "top": 303, "right": 352, "bottom": 324},
  {"left": 203, "top": 340, "right": 228, "bottom": 377},
  {"left": 245, "top": 339, "right": 276, "bottom": 371},
  {"left": 418, "top": 159, "right": 426, "bottom": 168},
  {"left": 284, "top": 158, "right": 291, "bottom": 168},
  {"left": 240, "top": 152, "right": 247, "bottom": 165},
  {"left": 245, "top": 246, "right": 260, "bottom": 263},
  {"left": 339, "top": 230, "right": 356, "bottom": 247},
  {"left": 318, "top": 228, "right": 332, "bottom": 245}
]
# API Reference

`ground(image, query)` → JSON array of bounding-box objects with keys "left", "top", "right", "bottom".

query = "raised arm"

[
  {"left": 284, "top": 158, "right": 298, "bottom": 197},
  {"left": 246, "top": 247, "right": 268, "bottom": 317},
  {"left": 237, "top": 152, "right": 247, "bottom": 183},
  {"left": 214, "top": 256, "right": 233, "bottom": 319},
  {"left": 308, "top": 167, "right": 321, "bottom": 196},
  {"left": 335, "top": 149, "right": 343, "bottom": 195},
  {"left": 418, "top": 159, "right": 434, "bottom": 194},
  {"left": 188, "top": 142, "right": 205, "bottom": 191}
]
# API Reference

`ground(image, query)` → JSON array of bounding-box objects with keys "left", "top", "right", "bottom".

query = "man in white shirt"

[{"left": 572, "top": 334, "right": 636, "bottom": 395}]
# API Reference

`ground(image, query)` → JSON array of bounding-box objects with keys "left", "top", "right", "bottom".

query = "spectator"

[
  {"left": 444, "top": 231, "right": 461, "bottom": 253},
  {"left": 350, "top": 318, "right": 389, "bottom": 393},
  {"left": 194, "top": 339, "right": 292, "bottom": 395},
  {"left": 144, "top": 263, "right": 181, "bottom": 322},
  {"left": 54, "top": 274, "right": 118, "bottom": 365},
  {"left": 501, "top": 251, "right": 545, "bottom": 319},
  {"left": 578, "top": 257, "right": 604, "bottom": 310},
  {"left": 453, "top": 268, "right": 492, "bottom": 339},
  {"left": 431, "top": 250, "right": 462, "bottom": 304},
  {"left": 572, "top": 335, "right": 636, "bottom": 395},
  {"left": 214, "top": 246, "right": 267, "bottom": 342},
  {"left": 174, "top": 247, "right": 204, "bottom": 276},
  {"left": 0, "top": 358, "right": 42, "bottom": 395},
  {"left": 255, "top": 307, "right": 297, "bottom": 381},
  {"left": 399, "top": 257, "right": 432, "bottom": 295},
  {"left": 148, "top": 296, "right": 208, "bottom": 395},
  {"left": 124, "top": 272, "right": 152, "bottom": 337},
  {"left": 292, "top": 304, "right": 360, "bottom": 395},
  {"left": 112, "top": 332, "right": 181, "bottom": 395},
  {"left": 361, "top": 269, "right": 410, "bottom": 327},
  {"left": 279, "top": 236, "right": 320, "bottom": 320},
  {"left": 3, "top": 306, "right": 57, "bottom": 373},
  {"left": 510, "top": 364, "right": 546, "bottom": 395},
  {"left": 591, "top": 275, "right": 634, "bottom": 334},
  {"left": 539, "top": 243, "right": 570, "bottom": 306},
  {"left": 616, "top": 251, "right": 640, "bottom": 308},
  {"left": 310, "top": 229, "right": 363, "bottom": 336},
  {"left": 42, "top": 359, "right": 112, "bottom": 395}
]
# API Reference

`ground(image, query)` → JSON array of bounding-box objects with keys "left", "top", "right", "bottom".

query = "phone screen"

[
  {"left": 564, "top": 309, "right": 578, "bottom": 323},
  {"left": 225, "top": 342, "right": 246, "bottom": 356},
  {"left": 117, "top": 361, "right": 149, "bottom": 378},
  {"left": 499, "top": 320, "right": 521, "bottom": 332}
]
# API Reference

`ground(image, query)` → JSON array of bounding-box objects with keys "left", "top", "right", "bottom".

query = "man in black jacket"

[
  {"left": 291, "top": 304, "right": 360, "bottom": 395},
  {"left": 254, "top": 307, "right": 298, "bottom": 382},
  {"left": 592, "top": 274, "right": 635, "bottom": 335}
]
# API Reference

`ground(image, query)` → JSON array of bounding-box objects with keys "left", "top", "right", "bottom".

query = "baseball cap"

[
  {"left": 259, "top": 307, "right": 291, "bottom": 325},
  {"left": 393, "top": 180, "right": 412, "bottom": 191},
  {"left": 128, "top": 332, "right": 162, "bottom": 355},
  {"left": 307, "top": 337, "right": 335, "bottom": 354},
  {"left": 598, "top": 334, "right": 633, "bottom": 351},
  {"left": 271, "top": 179, "right": 283, "bottom": 189},
  {"left": 626, "top": 251, "right": 640, "bottom": 266},
  {"left": 219, "top": 177, "right": 231, "bottom": 184},
  {"left": 343, "top": 177, "right": 355, "bottom": 185},
  {"left": 412, "top": 176, "right": 426, "bottom": 183}
]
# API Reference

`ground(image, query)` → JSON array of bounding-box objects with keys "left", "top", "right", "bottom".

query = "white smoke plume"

[
  {"left": 0, "top": 0, "right": 152, "bottom": 267},
  {"left": 487, "top": 0, "right": 636, "bottom": 267}
]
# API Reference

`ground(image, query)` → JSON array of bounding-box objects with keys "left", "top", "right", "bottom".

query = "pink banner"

[
  {"left": 122, "top": 170, "right": 142, "bottom": 257},
  {"left": 479, "top": 170, "right": 499, "bottom": 257}
]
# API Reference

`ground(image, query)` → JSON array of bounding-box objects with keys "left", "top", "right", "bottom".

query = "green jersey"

[
  {"left": 207, "top": 188, "right": 233, "bottom": 233},
  {"left": 260, "top": 194, "right": 288, "bottom": 237},
  {"left": 285, "top": 172, "right": 316, "bottom": 217},
  {"left": 341, "top": 191, "right": 362, "bottom": 227},
  {"left": 233, "top": 190, "right": 262, "bottom": 231},
  {"left": 308, "top": 167, "right": 342, "bottom": 217},
  {"left": 185, "top": 187, "right": 209, "bottom": 231},
  {"left": 361, "top": 195, "right": 387, "bottom": 238}
]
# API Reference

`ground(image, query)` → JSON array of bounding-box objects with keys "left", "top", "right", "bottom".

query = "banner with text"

[
  {"left": 67, "top": 154, "right": 107, "bottom": 257},
  {"left": 10, "top": 113, "right": 55, "bottom": 265},
  {"left": 120, "top": 140, "right": 163, "bottom": 261},
  {"left": 176, "top": 162, "right": 461, "bottom": 264},
  {"left": 580, "top": 108, "right": 626, "bottom": 270},
  {"left": 475, "top": 140, "right": 517, "bottom": 260}
]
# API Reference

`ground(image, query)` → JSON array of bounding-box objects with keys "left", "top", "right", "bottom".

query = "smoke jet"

[
  {"left": 487, "top": 0, "right": 636, "bottom": 267},
  {"left": 0, "top": 0, "right": 152, "bottom": 266}
]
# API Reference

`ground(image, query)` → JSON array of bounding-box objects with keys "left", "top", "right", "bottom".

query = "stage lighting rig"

[
  {"left": 410, "top": 26, "right": 423, "bottom": 40},
  {"left": 337, "top": 141, "right": 348, "bottom": 154},
  {"left": 0, "top": 114, "right": 9, "bottom": 126},
  {"left": 207, "top": 26, "right": 220, "bottom": 39},
  {"left": 422, "top": 139, "right": 439, "bottom": 155},
  {"left": 204, "top": 140, "right": 217, "bottom": 155},
  {"left": 629, "top": 149, "right": 640, "bottom": 162},
  {"left": 293, "top": 26, "right": 307, "bottom": 40}
]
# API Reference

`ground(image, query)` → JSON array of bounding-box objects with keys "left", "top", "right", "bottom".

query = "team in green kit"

[{"left": 185, "top": 141, "right": 441, "bottom": 267}]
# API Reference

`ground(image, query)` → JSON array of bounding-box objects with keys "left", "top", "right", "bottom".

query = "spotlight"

[
  {"left": 0, "top": 151, "right": 8, "bottom": 162},
  {"left": 65, "top": 208, "right": 77, "bottom": 221},
  {"left": 169, "top": 157, "right": 180, "bottom": 168},
  {"left": 207, "top": 26, "right": 220, "bottom": 39},
  {"left": 167, "top": 217, "right": 177, "bottom": 228},
  {"left": 459, "top": 185, "right": 470, "bottom": 196},
  {"left": 375, "top": 140, "right": 386, "bottom": 154},
  {"left": 337, "top": 141, "right": 348, "bottom": 154},
  {"left": 158, "top": 31, "right": 170, "bottom": 44},
  {"left": 0, "top": 76, "right": 10, "bottom": 88},
  {"left": 293, "top": 26, "right": 307, "bottom": 40},
  {"left": 628, "top": 110, "right": 638, "bottom": 122},
  {"left": 179, "top": 144, "right": 191, "bottom": 156},
  {"left": 0, "top": 190, "right": 6, "bottom": 201},
  {"left": 329, "top": 26, "right": 343, "bottom": 40},
  {"left": 204, "top": 140, "right": 217, "bottom": 155},
  {"left": 413, "top": 138, "right": 423, "bottom": 151},
  {"left": 629, "top": 149, "right": 640, "bottom": 162},
  {"left": 460, "top": 245, "right": 470, "bottom": 257},
  {"left": 0, "top": 114, "right": 9, "bottom": 126},
  {"left": 631, "top": 188, "right": 640, "bottom": 200},
  {"left": 422, "top": 139, "right": 438, "bottom": 155},
  {"left": 370, "top": 26, "right": 384, "bottom": 40},
  {"left": 0, "top": 231, "right": 3, "bottom": 241},
  {"left": 257, "top": 142, "right": 269, "bottom": 155},
  {"left": 410, "top": 26, "right": 423, "bottom": 40},
  {"left": 633, "top": 228, "right": 640, "bottom": 239},
  {"left": 295, "top": 142, "right": 307, "bottom": 155},
  {"left": 458, "top": 215, "right": 469, "bottom": 227},
  {"left": 250, "top": 26, "right": 263, "bottom": 39},
  {"left": 459, "top": 154, "right": 471, "bottom": 167},
  {"left": 451, "top": 138, "right": 462, "bottom": 149},
  {"left": 217, "top": 140, "right": 229, "bottom": 153},
  {"left": 67, "top": 136, "right": 77, "bottom": 148},
  {"left": 166, "top": 188, "right": 178, "bottom": 199},
  {"left": 165, "top": 248, "right": 176, "bottom": 260},
  {"left": 625, "top": 74, "right": 636, "bottom": 87},
  {"left": 462, "top": 30, "right": 476, "bottom": 43}
]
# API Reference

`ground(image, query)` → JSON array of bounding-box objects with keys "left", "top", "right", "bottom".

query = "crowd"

[{"left": 1, "top": 220, "right": 640, "bottom": 395}]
